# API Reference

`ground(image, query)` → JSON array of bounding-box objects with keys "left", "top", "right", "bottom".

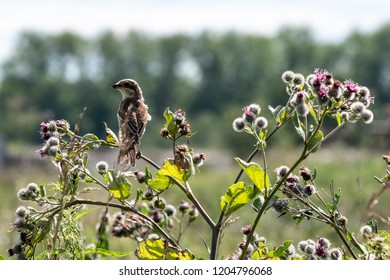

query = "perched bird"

[{"left": 112, "top": 78, "right": 151, "bottom": 166}]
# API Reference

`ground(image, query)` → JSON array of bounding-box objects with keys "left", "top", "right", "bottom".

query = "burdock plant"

[{"left": 6, "top": 69, "right": 389, "bottom": 260}]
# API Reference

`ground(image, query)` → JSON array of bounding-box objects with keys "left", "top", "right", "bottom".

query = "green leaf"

[
  {"left": 307, "top": 130, "right": 323, "bottom": 153},
  {"left": 292, "top": 113, "right": 305, "bottom": 140},
  {"left": 268, "top": 105, "right": 282, "bottom": 119},
  {"left": 82, "top": 133, "right": 101, "bottom": 150},
  {"left": 39, "top": 184, "right": 46, "bottom": 198},
  {"left": 275, "top": 106, "right": 290, "bottom": 124},
  {"left": 158, "top": 159, "right": 185, "bottom": 183},
  {"left": 183, "top": 153, "right": 195, "bottom": 181},
  {"left": 273, "top": 240, "right": 293, "bottom": 257},
  {"left": 163, "top": 107, "right": 178, "bottom": 136},
  {"left": 84, "top": 248, "right": 132, "bottom": 257},
  {"left": 336, "top": 111, "right": 342, "bottom": 126},
  {"left": 136, "top": 239, "right": 195, "bottom": 260},
  {"left": 235, "top": 157, "right": 271, "bottom": 191},
  {"left": 220, "top": 182, "right": 258, "bottom": 215},
  {"left": 346, "top": 231, "right": 367, "bottom": 254},
  {"left": 73, "top": 207, "right": 99, "bottom": 221},
  {"left": 166, "top": 249, "right": 195, "bottom": 260},
  {"left": 104, "top": 122, "right": 118, "bottom": 145},
  {"left": 108, "top": 171, "right": 131, "bottom": 199},
  {"left": 147, "top": 173, "right": 172, "bottom": 191}
]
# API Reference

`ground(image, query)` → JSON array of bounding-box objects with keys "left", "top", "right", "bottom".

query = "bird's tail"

[{"left": 118, "top": 142, "right": 136, "bottom": 167}]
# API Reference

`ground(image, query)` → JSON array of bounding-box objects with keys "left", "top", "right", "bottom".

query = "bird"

[{"left": 112, "top": 78, "right": 151, "bottom": 166}]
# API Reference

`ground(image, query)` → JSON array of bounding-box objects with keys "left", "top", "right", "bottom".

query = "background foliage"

[{"left": 1, "top": 26, "right": 390, "bottom": 154}]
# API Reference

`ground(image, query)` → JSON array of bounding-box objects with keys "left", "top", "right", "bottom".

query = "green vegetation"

[{"left": 1, "top": 26, "right": 390, "bottom": 153}]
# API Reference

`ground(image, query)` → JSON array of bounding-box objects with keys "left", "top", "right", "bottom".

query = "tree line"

[{"left": 1, "top": 25, "right": 389, "bottom": 153}]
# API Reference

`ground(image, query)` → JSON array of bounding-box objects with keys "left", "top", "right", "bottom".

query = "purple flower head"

[
  {"left": 345, "top": 79, "right": 359, "bottom": 93},
  {"left": 313, "top": 68, "right": 331, "bottom": 86}
]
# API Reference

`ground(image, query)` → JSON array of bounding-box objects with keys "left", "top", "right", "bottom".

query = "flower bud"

[
  {"left": 164, "top": 204, "right": 177, "bottom": 217},
  {"left": 179, "top": 200, "right": 190, "bottom": 213}
]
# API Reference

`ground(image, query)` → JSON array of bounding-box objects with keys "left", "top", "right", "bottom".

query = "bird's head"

[{"left": 112, "top": 78, "right": 142, "bottom": 99}]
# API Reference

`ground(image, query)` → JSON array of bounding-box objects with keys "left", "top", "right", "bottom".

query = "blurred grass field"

[{"left": 1, "top": 145, "right": 389, "bottom": 259}]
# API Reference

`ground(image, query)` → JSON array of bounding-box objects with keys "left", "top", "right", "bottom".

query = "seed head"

[
  {"left": 350, "top": 101, "right": 365, "bottom": 114},
  {"left": 361, "top": 109, "right": 374, "bottom": 124},
  {"left": 337, "top": 215, "right": 348, "bottom": 226},
  {"left": 358, "top": 86, "right": 370, "bottom": 97},
  {"left": 272, "top": 198, "right": 288, "bottom": 213},
  {"left": 330, "top": 248, "right": 343, "bottom": 260},
  {"left": 242, "top": 109, "right": 256, "bottom": 124},
  {"left": 47, "top": 137, "right": 60, "bottom": 146},
  {"left": 96, "top": 161, "right": 109, "bottom": 174},
  {"left": 247, "top": 104, "right": 261, "bottom": 115},
  {"left": 241, "top": 225, "right": 252, "bottom": 235},
  {"left": 232, "top": 117, "right": 246, "bottom": 132},
  {"left": 134, "top": 171, "right": 147, "bottom": 183},
  {"left": 179, "top": 200, "right": 190, "bottom": 213},
  {"left": 254, "top": 116, "right": 268, "bottom": 129},
  {"left": 299, "top": 166, "right": 311, "bottom": 181},
  {"left": 297, "top": 240, "right": 308, "bottom": 252},
  {"left": 193, "top": 153, "right": 206, "bottom": 167},
  {"left": 360, "top": 225, "right": 373, "bottom": 238},
  {"left": 317, "top": 237, "right": 330, "bottom": 248},
  {"left": 164, "top": 204, "right": 177, "bottom": 217},
  {"left": 292, "top": 73, "right": 305, "bottom": 86},
  {"left": 304, "top": 244, "right": 315, "bottom": 255},
  {"left": 302, "top": 184, "right": 316, "bottom": 196},
  {"left": 274, "top": 165, "right": 289, "bottom": 179},
  {"left": 281, "top": 70, "right": 295, "bottom": 83},
  {"left": 47, "top": 146, "right": 59, "bottom": 157},
  {"left": 15, "top": 206, "right": 29, "bottom": 218}
]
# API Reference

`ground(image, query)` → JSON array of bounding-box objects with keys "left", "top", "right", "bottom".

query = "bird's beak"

[{"left": 112, "top": 83, "right": 119, "bottom": 89}]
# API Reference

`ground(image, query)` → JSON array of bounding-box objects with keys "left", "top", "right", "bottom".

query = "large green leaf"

[
  {"left": 235, "top": 158, "right": 271, "bottom": 191},
  {"left": 220, "top": 182, "right": 258, "bottom": 215},
  {"left": 147, "top": 173, "right": 172, "bottom": 191},
  {"left": 147, "top": 160, "right": 186, "bottom": 190},
  {"left": 158, "top": 159, "right": 185, "bottom": 183}
]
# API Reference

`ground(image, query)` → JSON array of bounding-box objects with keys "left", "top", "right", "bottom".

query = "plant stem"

[
  {"left": 240, "top": 148, "right": 309, "bottom": 259},
  {"left": 51, "top": 198, "right": 181, "bottom": 250}
]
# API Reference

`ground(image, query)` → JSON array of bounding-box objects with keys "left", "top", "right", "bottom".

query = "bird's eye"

[{"left": 124, "top": 82, "right": 131, "bottom": 88}]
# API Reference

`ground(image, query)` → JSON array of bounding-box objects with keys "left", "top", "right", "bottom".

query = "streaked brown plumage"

[{"left": 112, "top": 78, "right": 151, "bottom": 166}]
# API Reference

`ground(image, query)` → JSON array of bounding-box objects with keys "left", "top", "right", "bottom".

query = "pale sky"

[{"left": 1, "top": 0, "right": 390, "bottom": 64}]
